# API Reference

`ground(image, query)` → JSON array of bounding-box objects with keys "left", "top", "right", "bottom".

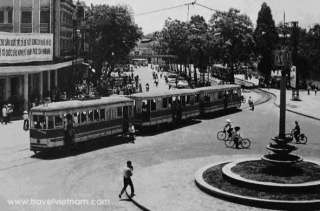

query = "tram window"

[
  {"left": 117, "top": 107, "right": 123, "bottom": 117},
  {"left": 181, "top": 96, "right": 186, "bottom": 106},
  {"left": 73, "top": 112, "right": 80, "bottom": 125},
  {"left": 55, "top": 116, "right": 63, "bottom": 128},
  {"left": 151, "top": 99, "right": 156, "bottom": 111},
  {"left": 142, "top": 101, "right": 147, "bottom": 112},
  {"left": 218, "top": 91, "right": 224, "bottom": 99},
  {"left": 81, "top": 112, "right": 87, "bottom": 123},
  {"left": 162, "top": 98, "right": 167, "bottom": 108},
  {"left": 94, "top": 110, "right": 99, "bottom": 121},
  {"left": 48, "top": 116, "right": 54, "bottom": 129},
  {"left": 88, "top": 110, "right": 94, "bottom": 121},
  {"left": 100, "top": 109, "right": 105, "bottom": 120},
  {"left": 186, "top": 96, "right": 190, "bottom": 104},
  {"left": 195, "top": 94, "right": 200, "bottom": 103},
  {"left": 204, "top": 95, "right": 210, "bottom": 103},
  {"left": 34, "top": 115, "right": 46, "bottom": 129}
]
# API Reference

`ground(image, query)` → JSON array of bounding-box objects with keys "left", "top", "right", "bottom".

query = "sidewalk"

[{"left": 262, "top": 89, "right": 320, "bottom": 120}]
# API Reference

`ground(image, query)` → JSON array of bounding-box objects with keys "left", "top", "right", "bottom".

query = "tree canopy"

[{"left": 86, "top": 4, "right": 142, "bottom": 72}]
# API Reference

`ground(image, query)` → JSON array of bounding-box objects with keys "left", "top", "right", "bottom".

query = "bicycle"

[
  {"left": 217, "top": 130, "right": 231, "bottom": 141},
  {"left": 225, "top": 136, "right": 251, "bottom": 149},
  {"left": 290, "top": 129, "right": 307, "bottom": 144}
]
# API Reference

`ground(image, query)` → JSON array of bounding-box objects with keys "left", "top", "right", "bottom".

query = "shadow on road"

[
  {"left": 198, "top": 108, "right": 242, "bottom": 120},
  {"left": 136, "top": 119, "right": 202, "bottom": 137},
  {"left": 32, "top": 135, "right": 132, "bottom": 160}
]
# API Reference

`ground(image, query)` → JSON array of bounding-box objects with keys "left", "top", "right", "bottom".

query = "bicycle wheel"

[
  {"left": 240, "top": 138, "right": 251, "bottom": 149},
  {"left": 225, "top": 139, "right": 234, "bottom": 148},
  {"left": 217, "top": 131, "right": 226, "bottom": 141},
  {"left": 299, "top": 134, "right": 307, "bottom": 144}
]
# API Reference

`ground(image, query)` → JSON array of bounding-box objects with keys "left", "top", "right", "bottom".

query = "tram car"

[
  {"left": 130, "top": 89, "right": 200, "bottom": 128},
  {"left": 29, "top": 96, "right": 134, "bottom": 153},
  {"left": 196, "top": 85, "right": 242, "bottom": 114}
]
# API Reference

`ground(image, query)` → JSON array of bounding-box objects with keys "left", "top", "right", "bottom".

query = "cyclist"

[
  {"left": 293, "top": 121, "right": 300, "bottom": 142},
  {"left": 231, "top": 126, "right": 241, "bottom": 149},
  {"left": 224, "top": 119, "right": 233, "bottom": 139}
]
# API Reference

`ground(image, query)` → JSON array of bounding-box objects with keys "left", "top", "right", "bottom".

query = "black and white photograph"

[{"left": 1, "top": 0, "right": 320, "bottom": 210}]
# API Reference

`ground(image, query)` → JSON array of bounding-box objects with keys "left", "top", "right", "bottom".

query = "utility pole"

[{"left": 291, "top": 21, "right": 300, "bottom": 101}]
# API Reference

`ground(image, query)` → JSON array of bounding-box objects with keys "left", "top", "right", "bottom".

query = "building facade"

[{"left": 0, "top": 0, "right": 83, "bottom": 114}]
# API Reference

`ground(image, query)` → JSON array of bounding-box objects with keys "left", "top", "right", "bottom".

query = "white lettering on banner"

[{"left": 0, "top": 33, "right": 53, "bottom": 63}]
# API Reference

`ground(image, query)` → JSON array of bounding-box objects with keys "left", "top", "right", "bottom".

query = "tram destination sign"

[{"left": 0, "top": 32, "right": 53, "bottom": 64}]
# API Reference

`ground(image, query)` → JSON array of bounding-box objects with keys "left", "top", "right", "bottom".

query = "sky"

[{"left": 83, "top": 0, "right": 320, "bottom": 34}]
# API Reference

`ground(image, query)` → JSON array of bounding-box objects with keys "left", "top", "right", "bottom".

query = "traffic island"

[{"left": 195, "top": 159, "right": 320, "bottom": 209}]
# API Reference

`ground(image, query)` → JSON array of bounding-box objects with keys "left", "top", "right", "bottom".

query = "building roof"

[{"left": 31, "top": 95, "right": 133, "bottom": 113}]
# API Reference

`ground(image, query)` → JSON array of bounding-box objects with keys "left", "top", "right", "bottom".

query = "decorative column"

[
  {"left": 24, "top": 73, "right": 29, "bottom": 110},
  {"left": 33, "top": 0, "right": 40, "bottom": 33},
  {"left": 279, "top": 69, "right": 286, "bottom": 138},
  {"left": 13, "top": 0, "right": 20, "bottom": 33}
]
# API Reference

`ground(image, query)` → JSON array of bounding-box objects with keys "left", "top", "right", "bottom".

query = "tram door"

[
  {"left": 123, "top": 106, "right": 129, "bottom": 133},
  {"left": 146, "top": 100, "right": 151, "bottom": 121},
  {"left": 141, "top": 100, "right": 151, "bottom": 122}
]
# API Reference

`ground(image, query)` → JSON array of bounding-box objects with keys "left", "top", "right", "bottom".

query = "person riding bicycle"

[
  {"left": 231, "top": 126, "right": 241, "bottom": 149},
  {"left": 224, "top": 119, "right": 233, "bottom": 138},
  {"left": 293, "top": 121, "right": 300, "bottom": 142}
]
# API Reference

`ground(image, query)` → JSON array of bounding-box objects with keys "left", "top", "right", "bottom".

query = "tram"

[
  {"left": 29, "top": 84, "right": 242, "bottom": 153},
  {"left": 196, "top": 85, "right": 241, "bottom": 114},
  {"left": 129, "top": 89, "right": 200, "bottom": 128},
  {"left": 29, "top": 96, "right": 134, "bottom": 153}
]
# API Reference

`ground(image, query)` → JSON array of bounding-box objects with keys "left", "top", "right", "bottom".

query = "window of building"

[
  {"left": 21, "top": 11, "right": 32, "bottom": 23},
  {"left": 0, "top": 11, "right": 4, "bottom": 23},
  {"left": 8, "top": 9, "right": 12, "bottom": 23}
]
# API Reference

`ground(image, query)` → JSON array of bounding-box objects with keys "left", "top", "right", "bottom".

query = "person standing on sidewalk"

[
  {"left": 23, "top": 111, "right": 29, "bottom": 131},
  {"left": 2, "top": 104, "right": 8, "bottom": 124},
  {"left": 119, "top": 161, "right": 135, "bottom": 198},
  {"left": 315, "top": 87, "right": 318, "bottom": 96}
]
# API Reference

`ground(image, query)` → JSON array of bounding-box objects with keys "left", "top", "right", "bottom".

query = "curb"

[
  {"left": 222, "top": 158, "right": 320, "bottom": 189},
  {"left": 194, "top": 160, "right": 320, "bottom": 209},
  {"left": 258, "top": 89, "right": 320, "bottom": 121},
  {"left": 125, "top": 191, "right": 151, "bottom": 211}
]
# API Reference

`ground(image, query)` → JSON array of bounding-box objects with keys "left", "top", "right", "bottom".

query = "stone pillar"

[
  {"left": 24, "top": 73, "right": 29, "bottom": 110},
  {"left": 39, "top": 72, "right": 43, "bottom": 99},
  {"left": 33, "top": 0, "right": 40, "bottom": 33},
  {"left": 5, "top": 77, "right": 11, "bottom": 101},
  {"left": 13, "top": 0, "right": 20, "bottom": 32}
]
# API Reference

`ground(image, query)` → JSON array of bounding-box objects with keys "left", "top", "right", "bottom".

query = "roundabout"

[{"left": 195, "top": 159, "right": 320, "bottom": 209}]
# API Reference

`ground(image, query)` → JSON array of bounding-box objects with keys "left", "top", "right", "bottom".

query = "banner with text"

[{"left": 0, "top": 32, "right": 53, "bottom": 64}]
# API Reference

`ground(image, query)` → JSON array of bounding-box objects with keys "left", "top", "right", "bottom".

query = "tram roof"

[
  {"left": 195, "top": 84, "right": 240, "bottom": 92},
  {"left": 30, "top": 95, "right": 133, "bottom": 113},
  {"left": 130, "top": 88, "right": 199, "bottom": 99}
]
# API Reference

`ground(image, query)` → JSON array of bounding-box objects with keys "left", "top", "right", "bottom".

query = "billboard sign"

[{"left": 0, "top": 32, "right": 53, "bottom": 64}]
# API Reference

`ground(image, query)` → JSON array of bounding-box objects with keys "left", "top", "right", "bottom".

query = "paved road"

[{"left": 0, "top": 67, "right": 319, "bottom": 211}]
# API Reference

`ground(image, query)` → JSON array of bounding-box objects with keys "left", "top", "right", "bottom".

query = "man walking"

[{"left": 119, "top": 161, "right": 135, "bottom": 198}]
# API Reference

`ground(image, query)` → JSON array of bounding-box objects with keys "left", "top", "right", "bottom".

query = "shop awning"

[{"left": 0, "top": 58, "right": 83, "bottom": 76}]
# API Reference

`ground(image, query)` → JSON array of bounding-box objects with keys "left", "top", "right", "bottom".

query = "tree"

[
  {"left": 209, "top": 8, "right": 255, "bottom": 83},
  {"left": 254, "top": 2, "right": 278, "bottom": 83},
  {"left": 86, "top": 4, "right": 142, "bottom": 75}
]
